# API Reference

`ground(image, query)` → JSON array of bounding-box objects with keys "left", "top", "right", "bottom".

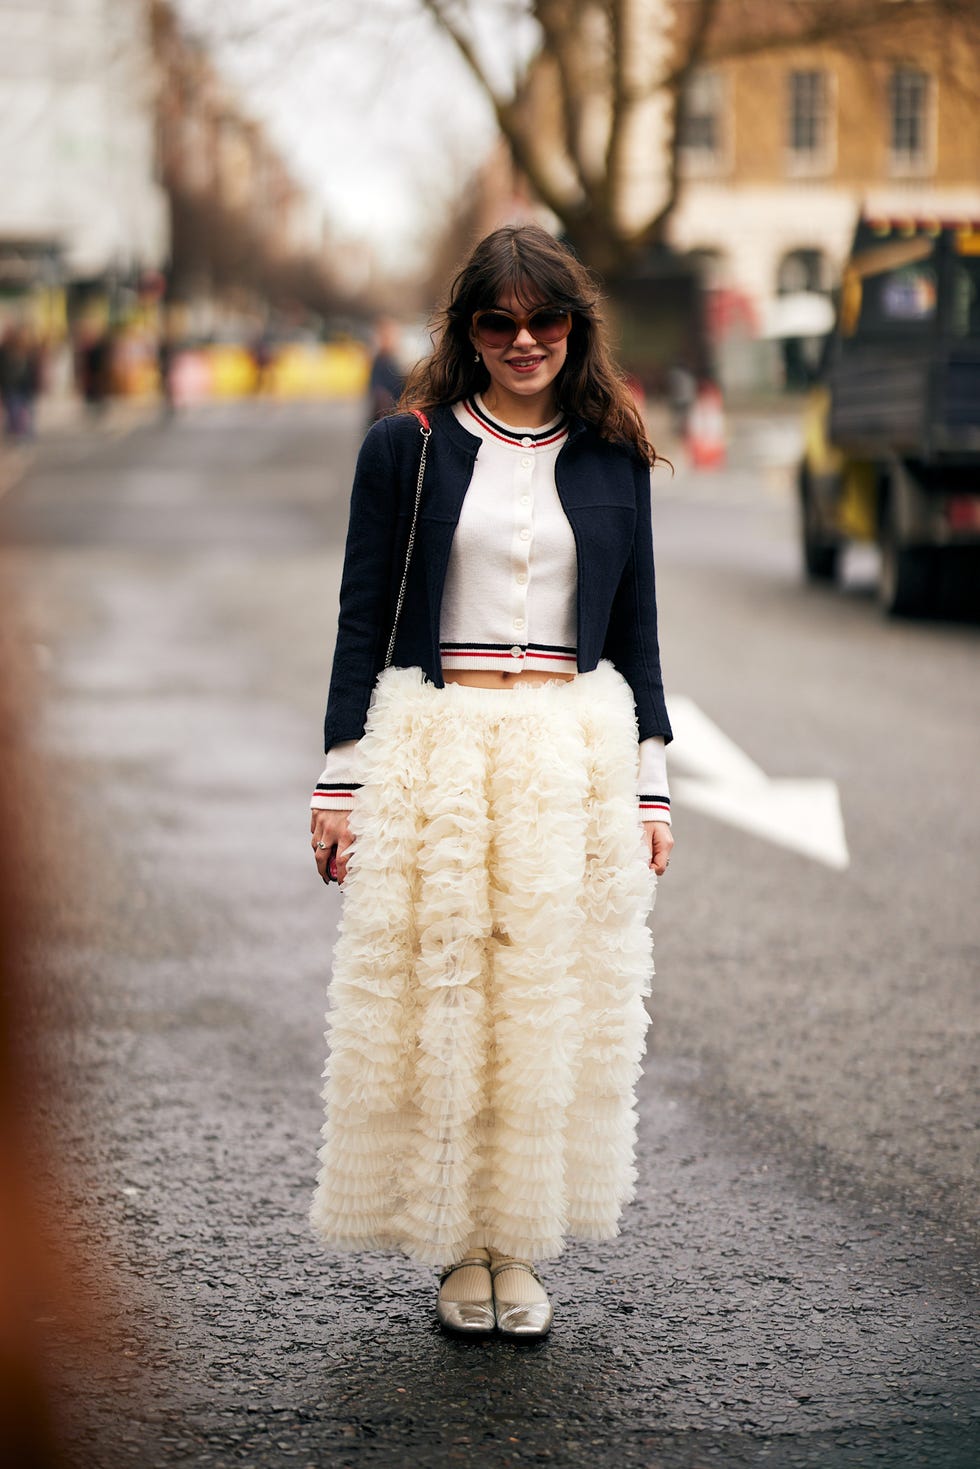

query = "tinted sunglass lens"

[
  {"left": 476, "top": 312, "right": 516, "bottom": 346},
  {"left": 529, "top": 309, "right": 571, "bottom": 342}
]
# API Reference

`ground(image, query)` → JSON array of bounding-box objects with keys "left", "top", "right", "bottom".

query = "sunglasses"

[{"left": 471, "top": 305, "right": 573, "bottom": 349}]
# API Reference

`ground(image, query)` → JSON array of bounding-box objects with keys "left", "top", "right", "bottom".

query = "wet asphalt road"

[{"left": 2, "top": 400, "right": 977, "bottom": 1468}]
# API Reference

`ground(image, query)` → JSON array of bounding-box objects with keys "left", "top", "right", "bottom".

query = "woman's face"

[{"left": 470, "top": 288, "right": 568, "bottom": 420}]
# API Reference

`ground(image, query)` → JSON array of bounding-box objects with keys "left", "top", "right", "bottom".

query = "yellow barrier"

[
  {"left": 269, "top": 342, "right": 370, "bottom": 399},
  {"left": 119, "top": 340, "right": 372, "bottom": 402},
  {"left": 210, "top": 345, "right": 259, "bottom": 398}
]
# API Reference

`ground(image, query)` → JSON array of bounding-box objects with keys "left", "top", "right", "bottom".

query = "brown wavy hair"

[{"left": 400, "top": 224, "right": 657, "bottom": 466}]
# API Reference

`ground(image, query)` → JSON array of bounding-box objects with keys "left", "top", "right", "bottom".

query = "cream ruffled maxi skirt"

[{"left": 310, "top": 661, "right": 658, "bottom": 1267}]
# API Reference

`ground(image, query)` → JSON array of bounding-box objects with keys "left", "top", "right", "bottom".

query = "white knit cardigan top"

[{"left": 312, "top": 396, "right": 671, "bottom": 821}]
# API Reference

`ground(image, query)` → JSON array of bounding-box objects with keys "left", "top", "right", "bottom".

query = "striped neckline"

[{"left": 463, "top": 396, "right": 568, "bottom": 448}]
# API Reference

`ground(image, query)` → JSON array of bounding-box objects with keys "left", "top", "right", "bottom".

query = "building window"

[
  {"left": 889, "top": 66, "right": 933, "bottom": 174},
  {"left": 679, "top": 69, "right": 727, "bottom": 174},
  {"left": 777, "top": 249, "right": 831, "bottom": 297},
  {"left": 787, "top": 70, "right": 831, "bottom": 172}
]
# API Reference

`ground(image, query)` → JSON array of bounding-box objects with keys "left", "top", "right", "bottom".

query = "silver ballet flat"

[
  {"left": 491, "top": 1260, "right": 554, "bottom": 1340},
  {"left": 436, "top": 1256, "right": 495, "bottom": 1337}
]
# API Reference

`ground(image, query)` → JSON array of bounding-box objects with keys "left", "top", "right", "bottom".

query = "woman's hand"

[
  {"left": 642, "top": 819, "right": 674, "bottom": 877},
  {"left": 310, "top": 808, "right": 355, "bottom": 885}
]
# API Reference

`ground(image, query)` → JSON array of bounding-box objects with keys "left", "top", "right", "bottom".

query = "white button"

[
  {"left": 521, "top": 457, "right": 532, "bottom": 468},
  {"left": 520, "top": 494, "right": 530, "bottom": 506},
  {"left": 516, "top": 572, "right": 528, "bottom": 585},
  {"left": 514, "top": 618, "right": 525, "bottom": 630},
  {"left": 519, "top": 527, "right": 530, "bottom": 541},
  {"left": 520, "top": 437, "right": 532, "bottom": 448},
  {"left": 510, "top": 645, "right": 523, "bottom": 658}
]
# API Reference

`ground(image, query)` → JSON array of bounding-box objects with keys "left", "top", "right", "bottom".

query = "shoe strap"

[
  {"left": 439, "top": 1256, "right": 491, "bottom": 1284},
  {"left": 490, "top": 1260, "right": 542, "bottom": 1283}
]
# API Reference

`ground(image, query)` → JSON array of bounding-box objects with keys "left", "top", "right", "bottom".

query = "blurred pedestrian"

[
  {"left": 365, "top": 316, "right": 404, "bottom": 426},
  {"left": 666, "top": 359, "right": 696, "bottom": 438},
  {"left": 0, "top": 324, "right": 43, "bottom": 441},
  {"left": 76, "top": 325, "right": 111, "bottom": 415},
  {"left": 309, "top": 224, "right": 674, "bottom": 1341},
  {"left": 157, "top": 327, "right": 176, "bottom": 421},
  {"left": 249, "top": 330, "right": 273, "bottom": 395}
]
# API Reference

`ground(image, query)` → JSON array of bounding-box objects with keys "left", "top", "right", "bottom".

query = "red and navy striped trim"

[
  {"left": 313, "top": 781, "right": 361, "bottom": 796},
  {"left": 441, "top": 640, "right": 578, "bottom": 664},
  {"left": 638, "top": 794, "right": 671, "bottom": 817},
  {"left": 464, "top": 398, "right": 568, "bottom": 448}
]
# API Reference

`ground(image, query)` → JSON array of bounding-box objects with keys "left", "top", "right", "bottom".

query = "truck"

[{"left": 798, "top": 217, "right": 980, "bottom": 615}]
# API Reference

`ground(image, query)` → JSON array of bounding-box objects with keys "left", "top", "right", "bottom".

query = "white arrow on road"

[{"left": 666, "top": 696, "right": 849, "bottom": 870}]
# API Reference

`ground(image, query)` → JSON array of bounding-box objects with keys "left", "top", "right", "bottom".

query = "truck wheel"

[
  {"left": 878, "top": 500, "right": 936, "bottom": 617},
  {"left": 799, "top": 468, "right": 840, "bottom": 582}
]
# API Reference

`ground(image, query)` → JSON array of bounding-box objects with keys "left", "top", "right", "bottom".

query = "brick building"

[{"left": 668, "top": 32, "right": 980, "bottom": 309}]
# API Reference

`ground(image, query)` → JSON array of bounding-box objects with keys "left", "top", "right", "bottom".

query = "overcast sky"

[{"left": 173, "top": 1, "right": 535, "bottom": 268}]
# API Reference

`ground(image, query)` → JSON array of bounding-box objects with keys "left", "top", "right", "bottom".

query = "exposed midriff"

[{"left": 443, "top": 668, "right": 576, "bottom": 690}]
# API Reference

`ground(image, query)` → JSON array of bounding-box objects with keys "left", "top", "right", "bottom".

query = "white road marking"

[{"left": 666, "top": 695, "right": 850, "bottom": 870}]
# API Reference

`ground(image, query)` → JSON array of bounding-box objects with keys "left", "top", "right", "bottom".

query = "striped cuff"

[
  {"left": 637, "top": 735, "right": 670, "bottom": 823},
  {"left": 311, "top": 782, "right": 360, "bottom": 812},
  {"left": 313, "top": 739, "right": 361, "bottom": 811},
  {"left": 639, "top": 794, "right": 671, "bottom": 824}
]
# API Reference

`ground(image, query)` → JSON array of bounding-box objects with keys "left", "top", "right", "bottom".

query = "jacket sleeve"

[
  {"left": 322, "top": 419, "right": 401, "bottom": 753},
  {"left": 601, "top": 458, "right": 672, "bottom": 744}
]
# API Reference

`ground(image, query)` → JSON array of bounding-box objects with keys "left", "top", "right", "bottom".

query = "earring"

[{"left": 474, "top": 351, "right": 480, "bottom": 363}]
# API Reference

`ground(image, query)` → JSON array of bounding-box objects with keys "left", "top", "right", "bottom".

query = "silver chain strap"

[{"left": 384, "top": 419, "right": 432, "bottom": 669}]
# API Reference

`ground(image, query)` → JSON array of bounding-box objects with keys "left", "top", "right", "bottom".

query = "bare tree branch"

[
  {"left": 601, "top": 0, "right": 628, "bottom": 218},
  {"left": 418, "top": 0, "right": 578, "bottom": 221},
  {"left": 535, "top": 0, "right": 596, "bottom": 200}
]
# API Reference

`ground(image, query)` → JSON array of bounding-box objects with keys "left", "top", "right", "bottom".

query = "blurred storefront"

[{"left": 0, "top": 239, "right": 67, "bottom": 343}]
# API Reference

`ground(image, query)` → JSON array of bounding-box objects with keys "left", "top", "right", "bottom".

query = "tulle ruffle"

[{"left": 310, "top": 662, "right": 657, "bottom": 1265}]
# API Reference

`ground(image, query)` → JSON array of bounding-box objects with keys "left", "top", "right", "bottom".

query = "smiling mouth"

[{"left": 506, "top": 356, "right": 545, "bottom": 370}]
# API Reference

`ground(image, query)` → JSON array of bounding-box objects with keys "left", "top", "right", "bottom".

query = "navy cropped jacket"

[{"left": 322, "top": 404, "right": 672, "bottom": 753}]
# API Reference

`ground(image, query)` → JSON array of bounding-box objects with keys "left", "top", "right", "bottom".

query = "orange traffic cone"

[{"left": 686, "top": 382, "right": 726, "bottom": 468}]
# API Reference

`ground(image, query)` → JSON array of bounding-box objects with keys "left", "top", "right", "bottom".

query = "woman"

[{"left": 309, "top": 224, "right": 674, "bottom": 1341}]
